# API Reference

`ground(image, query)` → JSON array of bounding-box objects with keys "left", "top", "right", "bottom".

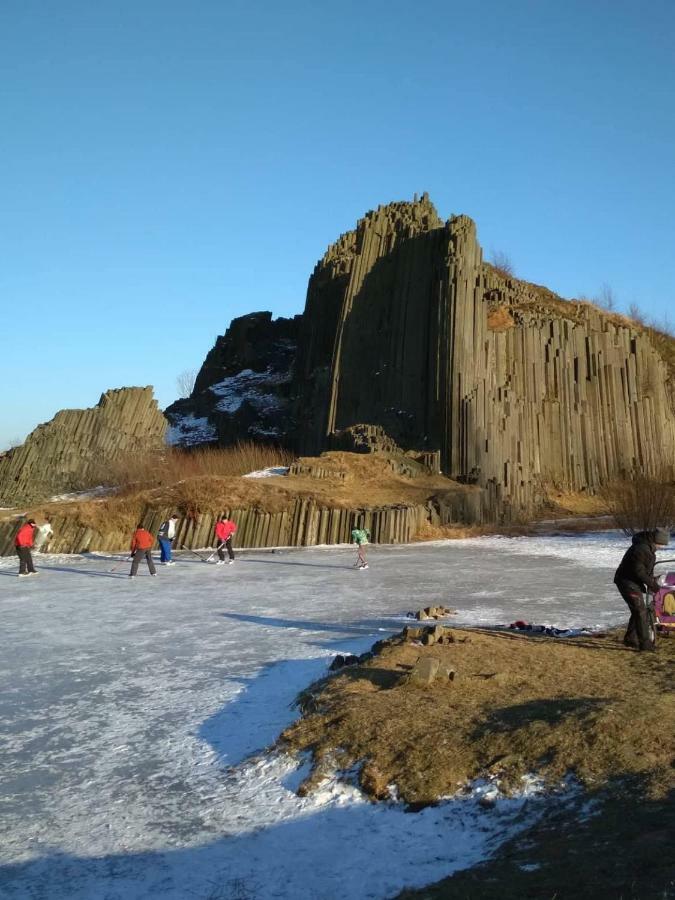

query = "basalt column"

[{"left": 293, "top": 195, "right": 444, "bottom": 454}]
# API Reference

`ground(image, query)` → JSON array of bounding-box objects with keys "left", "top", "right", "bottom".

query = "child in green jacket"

[{"left": 351, "top": 527, "right": 370, "bottom": 569}]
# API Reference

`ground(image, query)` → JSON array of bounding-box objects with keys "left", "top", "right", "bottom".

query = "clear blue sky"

[{"left": 1, "top": 0, "right": 674, "bottom": 447}]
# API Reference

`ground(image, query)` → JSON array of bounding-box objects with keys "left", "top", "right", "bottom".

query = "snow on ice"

[{"left": 0, "top": 533, "right": 638, "bottom": 898}]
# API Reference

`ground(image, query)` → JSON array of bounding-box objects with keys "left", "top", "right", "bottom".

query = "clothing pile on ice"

[{"left": 507, "top": 620, "right": 592, "bottom": 637}]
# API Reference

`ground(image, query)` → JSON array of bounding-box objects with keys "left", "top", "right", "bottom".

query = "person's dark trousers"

[
  {"left": 16, "top": 547, "right": 36, "bottom": 574},
  {"left": 130, "top": 549, "right": 157, "bottom": 576},
  {"left": 158, "top": 538, "right": 172, "bottom": 563},
  {"left": 217, "top": 538, "right": 235, "bottom": 561},
  {"left": 615, "top": 579, "right": 653, "bottom": 650}
]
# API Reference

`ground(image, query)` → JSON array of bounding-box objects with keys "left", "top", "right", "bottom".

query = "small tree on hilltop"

[
  {"left": 596, "top": 283, "right": 616, "bottom": 311},
  {"left": 490, "top": 250, "right": 515, "bottom": 279},
  {"left": 176, "top": 369, "right": 197, "bottom": 399}
]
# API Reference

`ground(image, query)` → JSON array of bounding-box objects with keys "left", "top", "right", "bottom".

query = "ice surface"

[{"left": 0, "top": 533, "right": 641, "bottom": 898}]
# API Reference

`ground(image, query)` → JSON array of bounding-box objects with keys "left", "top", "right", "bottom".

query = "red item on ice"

[
  {"left": 15, "top": 523, "right": 35, "bottom": 548},
  {"left": 130, "top": 528, "right": 154, "bottom": 552},
  {"left": 215, "top": 520, "right": 237, "bottom": 541}
]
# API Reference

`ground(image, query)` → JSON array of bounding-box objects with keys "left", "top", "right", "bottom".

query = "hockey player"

[
  {"left": 33, "top": 517, "right": 53, "bottom": 553},
  {"left": 157, "top": 514, "right": 179, "bottom": 565},
  {"left": 15, "top": 519, "right": 37, "bottom": 576},
  {"left": 129, "top": 524, "right": 157, "bottom": 577},
  {"left": 214, "top": 515, "right": 237, "bottom": 564},
  {"left": 351, "top": 525, "right": 371, "bottom": 569}
]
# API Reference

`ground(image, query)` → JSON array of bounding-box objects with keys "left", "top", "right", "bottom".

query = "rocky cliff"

[
  {"left": 165, "top": 312, "right": 301, "bottom": 446},
  {"left": 167, "top": 195, "right": 675, "bottom": 519},
  {"left": 0, "top": 387, "right": 167, "bottom": 506}
]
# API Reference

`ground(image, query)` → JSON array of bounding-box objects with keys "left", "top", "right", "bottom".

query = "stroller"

[{"left": 652, "top": 559, "right": 675, "bottom": 636}]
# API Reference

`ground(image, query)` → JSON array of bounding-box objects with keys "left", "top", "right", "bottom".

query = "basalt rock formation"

[
  {"left": 168, "top": 195, "right": 675, "bottom": 520},
  {"left": 0, "top": 387, "right": 167, "bottom": 506},
  {"left": 165, "top": 311, "right": 301, "bottom": 446}
]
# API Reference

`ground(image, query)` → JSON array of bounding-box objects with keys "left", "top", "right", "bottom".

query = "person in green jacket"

[{"left": 351, "top": 525, "right": 370, "bottom": 569}]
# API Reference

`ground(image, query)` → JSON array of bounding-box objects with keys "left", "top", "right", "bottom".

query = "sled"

[{"left": 653, "top": 559, "right": 675, "bottom": 635}]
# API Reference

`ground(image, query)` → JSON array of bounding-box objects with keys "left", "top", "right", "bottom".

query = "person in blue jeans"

[{"left": 157, "top": 515, "right": 179, "bottom": 565}]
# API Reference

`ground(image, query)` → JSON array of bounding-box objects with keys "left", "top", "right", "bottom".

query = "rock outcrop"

[
  {"left": 165, "top": 312, "right": 300, "bottom": 446},
  {"left": 168, "top": 195, "right": 675, "bottom": 520},
  {"left": 0, "top": 387, "right": 167, "bottom": 506}
]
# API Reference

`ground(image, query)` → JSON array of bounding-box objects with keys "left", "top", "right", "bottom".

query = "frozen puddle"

[{"left": 0, "top": 534, "right": 634, "bottom": 897}]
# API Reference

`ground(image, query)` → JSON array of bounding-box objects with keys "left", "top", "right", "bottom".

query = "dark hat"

[
  {"left": 171, "top": 514, "right": 179, "bottom": 519},
  {"left": 27, "top": 519, "right": 36, "bottom": 525},
  {"left": 654, "top": 528, "right": 670, "bottom": 546}
]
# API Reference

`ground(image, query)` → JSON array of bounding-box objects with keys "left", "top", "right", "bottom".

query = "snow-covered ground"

[
  {"left": 0, "top": 533, "right": 642, "bottom": 899},
  {"left": 243, "top": 466, "right": 290, "bottom": 479},
  {"left": 49, "top": 485, "right": 115, "bottom": 503}
]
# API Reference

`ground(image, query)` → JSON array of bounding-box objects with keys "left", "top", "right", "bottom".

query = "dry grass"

[
  {"left": 486, "top": 306, "right": 515, "bottom": 332},
  {"left": 281, "top": 628, "right": 675, "bottom": 804},
  {"left": 92, "top": 442, "right": 294, "bottom": 493},
  {"left": 541, "top": 489, "right": 608, "bottom": 518},
  {"left": 5, "top": 451, "right": 477, "bottom": 547},
  {"left": 412, "top": 522, "right": 534, "bottom": 541}
]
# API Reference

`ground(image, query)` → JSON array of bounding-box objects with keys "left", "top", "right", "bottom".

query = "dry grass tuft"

[{"left": 486, "top": 306, "right": 516, "bottom": 332}]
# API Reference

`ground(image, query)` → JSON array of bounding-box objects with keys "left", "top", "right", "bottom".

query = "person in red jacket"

[
  {"left": 15, "top": 518, "right": 37, "bottom": 577},
  {"left": 214, "top": 515, "right": 237, "bottom": 564},
  {"left": 129, "top": 524, "right": 157, "bottom": 578}
]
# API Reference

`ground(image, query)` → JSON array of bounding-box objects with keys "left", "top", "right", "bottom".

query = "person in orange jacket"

[
  {"left": 214, "top": 515, "right": 237, "bottom": 564},
  {"left": 129, "top": 523, "right": 157, "bottom": 578},
  {"left": 15, "top": 518, "right": 37, "bottom": 577}
]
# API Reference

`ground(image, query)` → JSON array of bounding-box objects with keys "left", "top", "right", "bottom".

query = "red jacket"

[
  {"left": 215, "top": 520, "right": 237, "bottom": 541},
  {"left": 15, "top": 523, "right": 35, "bottom": 548},
  {"left": 130, "top": 528, "right": 154, "bottom": 552}
]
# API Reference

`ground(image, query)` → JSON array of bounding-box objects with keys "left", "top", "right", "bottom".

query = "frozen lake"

[{"left": 0, "top": 533, "right": 638, "bottom": 898}]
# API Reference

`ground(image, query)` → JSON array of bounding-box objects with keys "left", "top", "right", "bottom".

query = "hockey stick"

[
  {"left": 109, "top": 556, "right": 133, "bottom": 573},
  {"left": 180, "top": 544, "right": 213, "bottom": 563}
]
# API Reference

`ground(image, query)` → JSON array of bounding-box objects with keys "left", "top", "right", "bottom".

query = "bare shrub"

[
  {"left": 1, "top": 436, "right": 24, "bottom": 452},
  {"left": 599, "top": 469, "right": 675, "bottom": 535},
  {"left": 176, "top": 369, "right": 197, "bottom": 399},
  {"left": 628, "top": 302, "right": 646, "bottom": 325},
  {"left": 597, "top": 283, "right": 616, "bottom": 311},
  {"left": 96, "top": 441, "right": 294, "bottom": 493},
  {"left": 490, "top": 250, "right": 515, "bottom": 279}
]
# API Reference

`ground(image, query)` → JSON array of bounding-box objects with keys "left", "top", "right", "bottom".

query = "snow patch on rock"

[{"left": 166, "top": 414, "right": 217, "bottom": 446}]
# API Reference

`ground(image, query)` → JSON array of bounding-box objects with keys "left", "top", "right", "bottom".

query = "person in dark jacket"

[
  {"left": 15, "top": 519, "right": 37, "bottom": 576},
  {"left": 614, "top": 528, "right": 669, "bottom": 650}
]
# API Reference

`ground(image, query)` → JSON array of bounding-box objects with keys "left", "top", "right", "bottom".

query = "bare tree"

[
  {"left": 599, "top": 469, "right": 675, "bottom": 535},
  {"left": 490, "top": 250, "right": 515, "bottom": 279},
  {"left": 176, "top": 369, "right": 197, "bottom": 399},
  {"left": 1, "top": 436, "right": 23, "bottom": 452},
  {"left": 628, "top": 302, "right": 645, "bottom": 325},
  {"left": 597, "top": 283, "right": 616, "bottom": 311}
]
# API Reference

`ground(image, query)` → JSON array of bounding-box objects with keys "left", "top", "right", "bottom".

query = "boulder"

[{"left": 405, "top": 657, "right": 441, "bottom": 686}]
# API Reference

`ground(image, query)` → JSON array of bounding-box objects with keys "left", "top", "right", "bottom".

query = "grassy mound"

[{"left": 281, "top": 628, "right": 675, "bottom": 804}]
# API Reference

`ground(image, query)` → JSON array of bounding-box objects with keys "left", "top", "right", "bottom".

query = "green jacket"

[{"left": 351, "top": 528, "right": 370, "bottom": 545}]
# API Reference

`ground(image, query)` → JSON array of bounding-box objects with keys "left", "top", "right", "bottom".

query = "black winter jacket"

[{"left": 614, "top": 531, "right": 660, "bottom": 592}]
